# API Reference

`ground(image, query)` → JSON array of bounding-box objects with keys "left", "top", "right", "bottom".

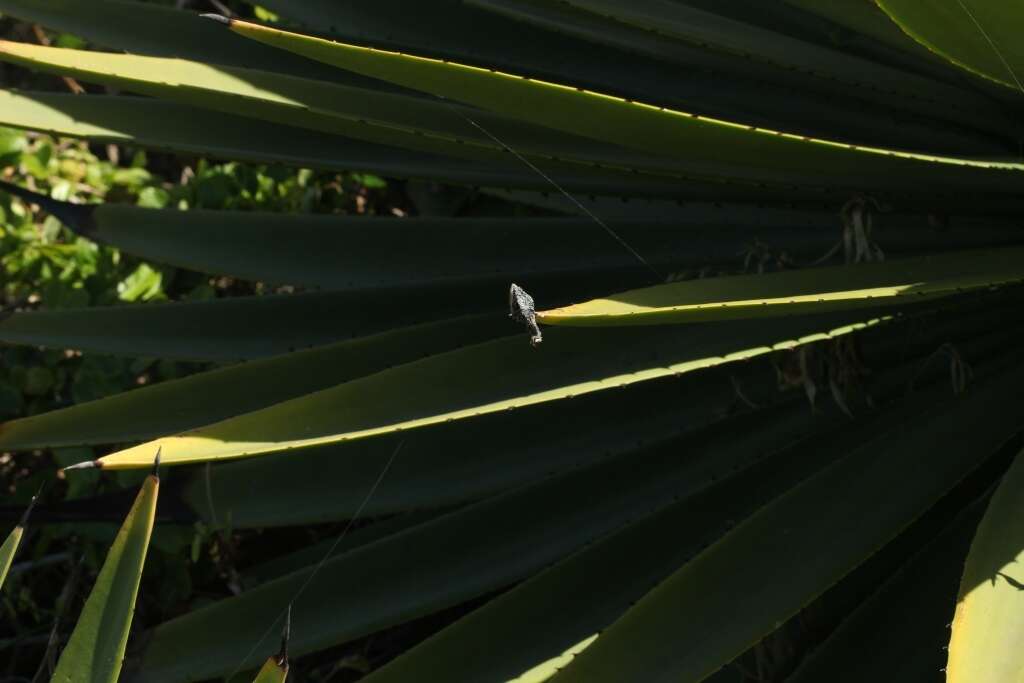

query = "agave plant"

[{"left": 0, "top": 1, "right": 1023, "bottom": 681}]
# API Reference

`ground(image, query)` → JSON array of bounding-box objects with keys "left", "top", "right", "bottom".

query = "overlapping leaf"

[
  {"left": 51, "top": 470, "right": 158, "bottom": 683},
  {"left": 877, "top": 0, "right": 1024, "bottom": 92},
  {"left": 0, "top": 40, "right": 707, "bottom": 196},
  {"left": 537, "top": 248, "right": 1024, "bottom": 326},
  {"left": 0, "top": 315, "right": 508, "bottom": 450},
  {"left": 0, "top": 89, "right": 572, "bottom": 193},
  {"left": 547, "top": 359, "right": 1024, "bottom": 682},
  {"left": 220, "top": 18, "right": 1024, "bottom": 195},
  {"left": 0, "top": 494, "right": 36, "bottom": 589},
  {"left": 790, "top": 497, "right": 986, "bottom": 683},
  {"left": 363, "top": 385, "right": 939, "bottom": 683},
  {"left": 947, "top": 447, "right": 1024, "bottom": 682},
  {"left": 127, "top": 397, "right": 846, "bottom": 680},
  {"left": 176, "top": 298, "right": 1024, "bottom": 527},
  {"left": 88, "top": 312, "right": 887, "bottom": 469}
]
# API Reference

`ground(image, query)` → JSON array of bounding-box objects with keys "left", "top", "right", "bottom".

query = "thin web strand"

[
  {"left": 955, "top": 0, "right": 1024, "bottom": 96},
  {"left": 227, "top": 441, "right": 405, "bottom": 678},
  {"left": 451, "top": 107, "right": 663, "bottom": 283}
]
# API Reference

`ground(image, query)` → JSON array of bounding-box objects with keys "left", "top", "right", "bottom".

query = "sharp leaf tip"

[
  {"left": 17, "top": 484, "right": 44, "bottom": 527},
  {"left": 62, "top": 460, "right": 99, "bottom": 472},
  {"left": 278, "top": 604, "right": 292, "bottom": 665},
  {"left": 199, "top": 12, "right": 233, "bottom": 26}
]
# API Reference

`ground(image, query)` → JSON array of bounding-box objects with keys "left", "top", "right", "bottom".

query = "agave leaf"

[
  {"left": 0, "top": 42, "right": 490, "bottom": 163},
  {"left": 537, "top": 247, "right": 1024, "bottom": 327},
  {"left": 252, "top": 610, "right": 289, "bottom": 683},
  {"left": 0, "top": 283, "right": 500, "bottom": 361},
  {"left": 363, "top": 315, "right": 1024, "bottom": 682},
  {"left": 0, "top": 526, "right": 21, "bottom": 590},
  {"left": 0, "top": 41, "right": 710, "bottom": 194},
  {"left": 546, "top": 359, "right": 1024, "bottom": 682},
  {"left": 50, "top": 469, "right": 159, "bottom": 683},
  {"left": 252, "top": 658, "right": 288, "bottom": 683},
  {"left": 363, "top": 382, "right": 946, "bottom": 683},
  {"left": 0, "top": 0, "right": 378, "bottom": 86},
  {"left": 260, "top": 0, "right": 1007, "bottom": 149},
  {"left": 0, "top": 315, "right": 508, "bottom": 450},
  {"left": 185, "top": 362, "right": 807, "bottom": 527},
  {"left": 876, "top": 0, "right": 1024, "bottom": 92},
  {"left": 946, "top": 447, "right": 1024, "bottom": 681},
  {"left": 0, "top": 90, "right": 640, "bottom": 195},
  {"left": 782, "top": 0, "right": 946, "bottom": 61},
  {"left": 0, "top": 185, "right": 797, "bottom": 290},
  {"left": 241, "top": 512, "right": 439, "bottom": 584},
  {"left": 471, "top": 0, "right": 1016, "bottom": 160},
  {"left": 128, "top": 398, "right": 839, "bottom": 681},
  {"left": 251, "top": 0, "right": 796, "bottom": 122},
  {"left": 480, "top": 185, "right": 1024, "bottom": 225},
  {"left": 158, "top": 329, "right": 1015, "bottom": 681},
  {"left": 562, "top": 0, "right": 990, "bottom": 116},
  {"left": 88, "top": 312, "right": 888, "bottom": 469},
  {"left": 220, "top": 18, "right": 1024, "bottom": 194},
  {"left": 789, "top": 495, "right": 986, "bottom": 683},
  {"left": 9, "top": 184, "right": 1023, "bottom": 294},
  {"left": 177, "top": 296, "right": 1024, "bottom": 527},
  {"left": 0, "top": 494, "right": 37, "bottom": 589}
]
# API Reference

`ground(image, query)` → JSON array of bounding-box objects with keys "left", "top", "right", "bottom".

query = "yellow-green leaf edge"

[
  {"left": 50, "top": 474, "right": 159, "bottom": 683},
  {"left": 947, "top": 447, "right": 1024, "bottom": 682},
  {"left": 0, "top": 525, "right": 23, "bottom": 589},
  {"left": 221, "top": 17, "right": 1024, "bottom": 190},
  {"left": 252, "top": 658, "right": 288, "bottom": 683},
  {"left": 875, "top": 0, "right": 1024, "bottom": 92},
  {"left": 538, "top": 247, "right": 1024, "bottom": 326},
  {"left": 91, "top": 316, "right": 888, "bottom": 470}
]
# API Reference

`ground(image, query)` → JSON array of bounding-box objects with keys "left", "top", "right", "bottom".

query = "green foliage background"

[{"left": 0, "top": 8, "right": 399, "bottom": 678}]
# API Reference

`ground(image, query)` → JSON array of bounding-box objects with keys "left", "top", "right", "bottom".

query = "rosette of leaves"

[{"left": 0, "top": 1, "right": 1023, "bottom": 681}]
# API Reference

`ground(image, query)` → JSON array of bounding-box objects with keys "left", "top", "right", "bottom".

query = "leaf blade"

[
  {"left": 537, "top": 248, "right": 1024, "bottom": 326},
  {"left": 93, "top": 313, "right": 889, "bottom": 469},
  {"left": 0, "top": 526, "right": 23, "bottom": 590},
  {"left": 220, "top": 18, "right": 1024, "bottom": 194},
  {"left": 547, "top": 359, "right": 1024, "bottom": 682},
  {"left": 0, "top": 284, "right": 502, "bottom": 362},
  {"left": 50, "top": 473, "right": 158, "bottom": 683},
  {"left": 0, "top": 314, "right": 508, "bottom": 450},
  {"left": 947, "top": 447, "right": 1024, "bottom": 682},
  {"left": 876, "top": 0, "right": 1024, "bottom": 92}
]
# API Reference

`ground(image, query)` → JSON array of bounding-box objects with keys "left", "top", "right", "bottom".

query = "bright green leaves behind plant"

[
  {"left": 0, "top": 128, "right": 157, "bottom": 310},
  {"left": 50, "top": 469, "right": 158, "bottom": 683},
  {"left": 876, "top": 0, "right": 1024, "bottom": 92},
  {"left": 537, "top": 247, "right": 1024, "bottom": 326},
  {"left": 947, "top": 448, "right": 1024, "bottom": 682}
]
